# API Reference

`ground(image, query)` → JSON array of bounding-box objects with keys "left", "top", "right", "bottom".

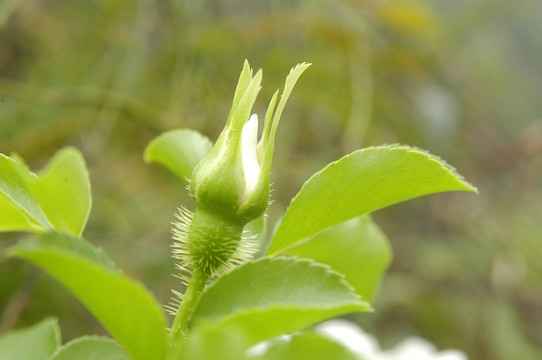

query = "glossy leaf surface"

[
  {"left": 191, "top": 257, "right": 370, "bottom": 345},
  {"left": 144, "top": 129, "right": 213, "bottom": 182},
  {"left": 8, "top": 232, "right": 167, "bottom": 360},
  {"left": 285, "top": 216, "right": 391, "bottom": 301},
  {"left": 268, "top": 145, "right": 477, "bottom": 254}
]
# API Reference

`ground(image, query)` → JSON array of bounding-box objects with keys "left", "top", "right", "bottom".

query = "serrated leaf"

[
  {"left": 49, "top": 336, "right": 129, "bottom": 360},
  {"left": 0, "top": 318, "right": 60, "bottom": 360},
  {"left": 285, "top": 216, "right": 391, "bottom": 302},
  {"left": 0, "top": 148, "right": 91, "bottom": 236},
  {"left": 144, "top": 129, "right": 213, "bottom": 182},
  {"left": 267, "top": 145, "right": 478, "bottom": 254},
  {"left": 8, "top": 232, "right": 167, "bottom": 360},
  {"left": 256, "top": 332, "right": 358, "bottom": 360},
  {"left": 191, "top": 257, "right": 371, "bottom": 345}
]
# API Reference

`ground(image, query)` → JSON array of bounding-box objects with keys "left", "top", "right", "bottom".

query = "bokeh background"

[{"left": 1, "top": 1, "right": 541, "bottom": 359}]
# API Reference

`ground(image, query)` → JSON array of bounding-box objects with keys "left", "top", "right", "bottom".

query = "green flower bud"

[
  {"left": 191, "top": 60, "right": 310, "bottom": 224},
  {"left": 172, "top": 60, "right": 310, "bottom": 279}
]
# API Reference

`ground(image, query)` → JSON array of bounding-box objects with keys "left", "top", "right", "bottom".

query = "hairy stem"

[{"left": 168, "top": 268, "right": 209, "bottom": 347}]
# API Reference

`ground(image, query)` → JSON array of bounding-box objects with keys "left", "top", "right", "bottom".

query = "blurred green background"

[{"left": 1, "top": 0, "right": 541, "bottom": 359}]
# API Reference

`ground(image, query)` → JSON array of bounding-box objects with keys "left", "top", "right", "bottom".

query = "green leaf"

[
  {"left": 32, "top": 148, "right": 91, "bottom": 236},
  {"left": 0, "top": 153, "right": 50, "bottom": 231},
  {"left": 267, "top": 145, "right": 478, "bottom": 254},
  {"left": 0, "top": 318, "right": 60, "bottom": 360},
  {"left": 8, "top": 232, "right": 167, "bottom": 360},
  {"left": 169, "top": 323, "right": 250, "bottom": 360},
  {"left": 285, "top": 216, "right": 391, "bottom": 302},
  {"left": 23, "top": 232, "right": 117, "bottom": 271},
  {"left": 144, "top": 129, "right": 213, "bottom": 182},
  {"left": 0, "top": 190, "right": 42, "bottom": 232},
  {"left": 191, "top": 257, "right": 371, "bottom": 345},
  {"left": 49, "top": 336, "right": 129, "bottom": 360},
  {"left": 256, "top": 332, "right": 358, "bottom": 360},
  {"left": 0, "top": 148, "right": 91, "bottom": 236}
]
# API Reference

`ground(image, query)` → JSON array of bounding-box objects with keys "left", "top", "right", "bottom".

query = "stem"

[{"left": 168, "top": 268, "right": 209, "bottom": 347}]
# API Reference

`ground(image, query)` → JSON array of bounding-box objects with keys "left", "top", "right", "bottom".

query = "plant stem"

[{"left": 168, "top": 268, "right": 209, "bottom": 347}]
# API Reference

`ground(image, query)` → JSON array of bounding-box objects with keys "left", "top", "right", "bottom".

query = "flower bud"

[
  {"left": 173, "top": 60, "right": 310, "bottom": 277},
  {"left": 190, "top": 60, "right": 310, "bottom": 225}
]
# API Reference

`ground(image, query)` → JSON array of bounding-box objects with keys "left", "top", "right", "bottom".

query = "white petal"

[
  {"left": 316, "top": 319, "right": 381, "bottom": 358},
  {"left": 241, "top": 114, "right": 261, "bottom": 198},
  {"left": 382, "top": 337, "right": 436, "bottom": 360},
  {"left": 382, "top": 337, "right": 469, "bottom": 360}
]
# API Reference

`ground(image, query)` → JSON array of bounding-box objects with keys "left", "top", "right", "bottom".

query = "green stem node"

[
  {"left": 187, "top": 208, "right": 244, "bottom": 275},
  {"left": 169, "top": 207, "right": 245, "bottom": 349}
]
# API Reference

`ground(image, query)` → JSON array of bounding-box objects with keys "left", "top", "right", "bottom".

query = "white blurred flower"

[
  {"left": 381, "top": 337, "right": 468, "bottom": 360},
  {"left": 315, "top": 319, "right": 468, "bottom": 360},
  {"left": 316, "top": 319, "right": 380, "bottom": 359}
]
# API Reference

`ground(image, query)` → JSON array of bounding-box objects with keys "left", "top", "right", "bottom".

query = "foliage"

[
  {"left": 0, "top": 148, "right": 90, "bottom": 235},
  {"left": 0, "top": 60, "right": 476, "bottom": 359},
  {"left": 0, "top": 318, "right": 60, "bottom": 360},
  {"left": 2, "top": 1, "right": 541, "bottom": 359}
]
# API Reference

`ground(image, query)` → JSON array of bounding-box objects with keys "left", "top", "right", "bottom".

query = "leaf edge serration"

[
  {"left": 268, "top": 144, "right": 478, "bottom": 254},
  {"left": 191, "top": 255, "right": 372, "bottom": 322}
]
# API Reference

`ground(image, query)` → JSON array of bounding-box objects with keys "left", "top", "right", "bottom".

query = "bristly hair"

[{"left": 167, "top": 206, "right": 258, "bottom": 316}]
